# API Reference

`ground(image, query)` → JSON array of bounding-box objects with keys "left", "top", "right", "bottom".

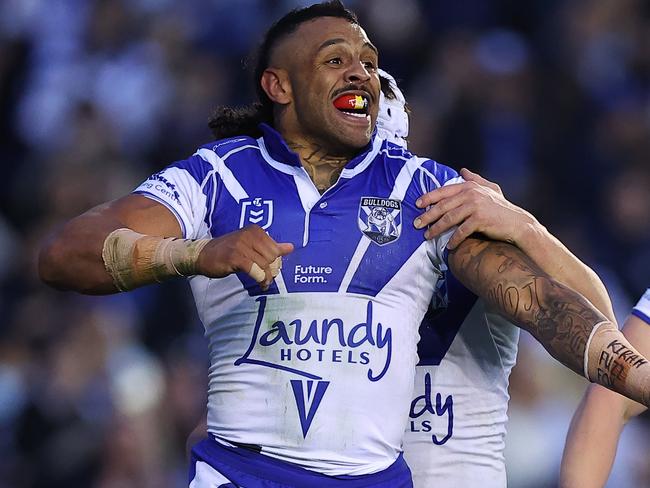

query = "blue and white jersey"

[
  {"left": 632, "top": 289, "right": 650, "bottom": 325},
  {"left": 133, "top": 124, "right": 461, "bottom": 476},
  {"left": 403, "top": 274, "right": 519, "bottom": 487}
]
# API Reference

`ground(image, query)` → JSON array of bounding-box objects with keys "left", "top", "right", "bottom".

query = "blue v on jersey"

[{"left": 134, "top": 124, "right": 461, "bottom": 477}]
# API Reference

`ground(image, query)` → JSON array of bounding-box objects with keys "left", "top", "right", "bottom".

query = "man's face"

[{"left": 273, "top": 17, "right": 381, "bottom": 153}]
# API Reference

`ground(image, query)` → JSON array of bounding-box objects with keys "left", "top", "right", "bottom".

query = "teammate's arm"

[
  {"left": 560, "top": 310, "right": 650, "bottom": 488},
  {"left": 39, "top": 194, "right": 292, "bottom": 294},
  {"left": 447, "top": 237, "right": 650, "bottom": 407},
  {"left": 416, "top": 168, "right": 615, "bottom": 322}
]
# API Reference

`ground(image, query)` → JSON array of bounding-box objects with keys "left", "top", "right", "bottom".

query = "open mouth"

[{"left": 333, "top": 94, "right": 370, "bottom": 120}]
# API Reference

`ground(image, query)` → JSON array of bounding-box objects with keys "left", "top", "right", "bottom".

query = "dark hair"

[
  {"left": 208, "top": 1, "right": 358, "bottom": 140},
  {"left": 379, "top": 75, "right": 396, "bottom": 100}
]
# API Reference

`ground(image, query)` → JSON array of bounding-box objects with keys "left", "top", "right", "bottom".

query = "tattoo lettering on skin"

[
  {"left": 596, "top": 341, "right": 649, "bottom": 389},
  {"left": 287, "top": 141, "right": 348, "bottom": 193},
  {"left": 450, "top": 238, "right": 605, "bottom": 376},
  {"left": 605, "top": 340, "right": 649, "bottom": 368}
]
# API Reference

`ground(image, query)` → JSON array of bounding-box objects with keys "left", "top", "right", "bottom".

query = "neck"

[{"left": 286, "top": 138, "right": 351, "bottom": 193}]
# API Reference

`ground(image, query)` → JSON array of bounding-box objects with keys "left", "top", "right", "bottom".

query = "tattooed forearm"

[
  {"left": 449, "top": 238, "right": 650, "bottom": 406},
  {"left": 449, "top": 238, "right": 604, "bottom": 375},
  {"left": 287, "top": 141, "right": 348, "bottom": 193},
  {"left": 449, "top": 237, "right": 650, "bottom": 406}
]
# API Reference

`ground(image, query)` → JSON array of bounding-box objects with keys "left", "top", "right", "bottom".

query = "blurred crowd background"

[{"left": 1, "top": 0, "right": 649, "bottom": 487}]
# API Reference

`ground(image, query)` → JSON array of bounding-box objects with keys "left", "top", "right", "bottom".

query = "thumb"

[{"left": 278, "top": 242, "right": 295, "bottom": 256}]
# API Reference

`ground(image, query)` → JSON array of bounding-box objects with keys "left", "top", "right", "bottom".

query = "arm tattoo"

[
  {"left": 287, "top": 141, "right": 348, "bottom": 193},
  {"left": 449, "top": 237, "right": 605, "bottom": 375}
]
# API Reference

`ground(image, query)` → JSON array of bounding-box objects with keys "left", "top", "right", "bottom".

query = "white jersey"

[
  {"left": 403, "top": 268, "right": 519, "bottom": 487},
  {"left": 133, "top": 124, "right": 461, "bottom": 476},
  {"left": 374, "top": 75, "right": 521, "bottom": 485},
  {"left": 632, "top": 289, "right": 650, "bottom": 324}
]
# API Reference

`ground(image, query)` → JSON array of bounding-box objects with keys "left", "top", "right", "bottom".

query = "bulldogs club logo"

[
  {"left": 358, "top": 197, "right": 402, "bottom": 245},
  {"left": 239, "top": 197, "right": 273, "bottom": 230}
]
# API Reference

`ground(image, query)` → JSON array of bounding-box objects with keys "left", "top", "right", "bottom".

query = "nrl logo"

[
  {"left": 239, "top": 197, "right": 273, "bottom": 230},
  {"left": 358, "top": 197, "right": 402, "bottom": 245}
]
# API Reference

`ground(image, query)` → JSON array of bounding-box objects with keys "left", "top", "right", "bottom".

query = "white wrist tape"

[
  {"left": 102, "top": 228, "right": 210, "bottom": 291},
  {"left": 583, "top": 320, "right": 611, "bottom": 380},
  {"left": 249, "top": 257, "right": 282, "bottom": 283}
]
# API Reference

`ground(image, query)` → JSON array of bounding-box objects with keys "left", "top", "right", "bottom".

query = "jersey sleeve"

[
  {"left": 132, "top": 153, "right": 214, "bottom": 239},
  {"left": 417, "top": 160, "right": 463, "bottom": 269},
  {"left": 632, "top": 289, "right": 650, "bottom": 325}
]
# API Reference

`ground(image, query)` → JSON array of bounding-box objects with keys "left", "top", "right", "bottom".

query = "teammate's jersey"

[
  {"left": 133, "top": 124, "right": 460, "bottom": 476},
  {"left": 403, "top": 272, "right": 519, "bottom": 487},
  {"left": 632, "top": 289, "right": 650, "bottom": 324}
]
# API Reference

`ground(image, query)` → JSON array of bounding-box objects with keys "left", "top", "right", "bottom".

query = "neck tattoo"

[{"left": 287, "top": 141, "right": 349, "bottom": 194}]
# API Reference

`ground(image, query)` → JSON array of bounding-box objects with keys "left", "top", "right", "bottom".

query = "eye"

[
  {"left": 327, "top": 58, "right": 342, "bottom": 65},
  {"left": 363, "top": 61, "right": 377, "bottom": 71}
]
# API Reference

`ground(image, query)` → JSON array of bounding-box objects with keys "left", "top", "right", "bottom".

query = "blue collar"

[{"left": 258, "top": 123, "right": 378, "bottom": 171}]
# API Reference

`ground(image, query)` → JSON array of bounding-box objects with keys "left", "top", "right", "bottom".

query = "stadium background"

[{"left": 0, "top": 0, "right": 649, "bottom": 486}]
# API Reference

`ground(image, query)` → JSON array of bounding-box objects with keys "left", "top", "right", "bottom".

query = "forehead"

[{"left": 281, "top": 17, "right": 375, "bottom": 59}]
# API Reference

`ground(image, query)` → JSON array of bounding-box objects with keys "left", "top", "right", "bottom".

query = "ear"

[{"left": 260, "top": 68, "right": 292, "bottom": 105}]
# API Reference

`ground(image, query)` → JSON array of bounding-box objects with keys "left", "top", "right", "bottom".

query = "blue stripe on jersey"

[
  {"left": 417, "top": 273, "right": 477, "bottom": 365},
  {"left": 202, "top": 172, "right": 217, "bottom": 231},
  {"left": 169, "top": 154, "right": 214, "bottom": 186}
]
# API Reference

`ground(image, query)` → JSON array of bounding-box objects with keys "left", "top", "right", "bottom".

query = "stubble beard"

[{"left": 300, "top": 109, "right": 372, "bottom": 159}]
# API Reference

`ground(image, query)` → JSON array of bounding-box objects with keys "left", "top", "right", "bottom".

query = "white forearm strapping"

[{"left": 102, "top": 228, "right": 210, "bottom": 291}]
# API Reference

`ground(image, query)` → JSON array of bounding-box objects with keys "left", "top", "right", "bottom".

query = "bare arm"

[
  {"left": 448, "top": 237, "right": 650, "bottom": 406},
  {"left": 39, "top": 194, "right": 293, "bottom": 295},
  {"left": 39, "top": 194, "right": 182, "bottom": 294},
  {"left": 417, "top": 168, "right": 615, "bottom": 322},
  {"left": 560, "top": 312, "right": 649, "bottom": 488}
]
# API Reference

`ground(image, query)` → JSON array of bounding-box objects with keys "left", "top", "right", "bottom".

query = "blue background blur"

[{"left": 0, "top": 1, "right": 648, "bottom": 487}]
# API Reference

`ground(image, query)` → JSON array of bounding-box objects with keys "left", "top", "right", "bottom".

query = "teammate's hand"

[
  {"left": 195, "top": 225, "right": 294, "bottom": 290},
  {"left": 413, "top": 168, "right": 537, "bottom": 250}
]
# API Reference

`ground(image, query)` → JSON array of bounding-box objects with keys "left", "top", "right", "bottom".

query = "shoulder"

[
  {"left": 419, "top": 159, "right": 461, "bottom": 187},
  {"left": 173, "top": 135, "right": 262, "bottom": 173},
  {"left": 378, "top": 141, "right": 459, "bottom": 179},
  {"left": 392, "top": 150, "right": 461, "bottom": 189},
  {"left": 198, "top": 135, "right": 261, "bottom": 160},
  {"left": 150, "top": 136, "right": 260, "bottom": 188}
]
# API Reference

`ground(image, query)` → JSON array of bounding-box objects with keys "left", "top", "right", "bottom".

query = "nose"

[{"left": 344, "top": 60, "right": 371, "bottom": 84}]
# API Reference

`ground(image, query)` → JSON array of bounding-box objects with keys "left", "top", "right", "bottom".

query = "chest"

[{"left": 209, "top": 160, "right": 430, "bottom": 296}]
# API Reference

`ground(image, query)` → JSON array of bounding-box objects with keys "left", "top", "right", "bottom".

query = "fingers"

[
  {"left": 423, "top": 203, "right": 474, "bottom": 240},
  {"left": 415, "top": 187, "right": 475, "bottom": 231},
  {"left": 248, "top": 262, "right": 267, "bottom": 282},
  {"left": 415, "top": 183, "right": 464, "bottom": 211},
  {"left": 269, "top": 256, "right": 282, "bottom": 277},
  {"left": 459, "top": 168, "right": 502, "bottom": 195},
  {"left": 197, "top": 226, "right": 294, "bottom": 288},
  {"left": 446, "top": 218, "right": 478, "bottom": 250},
  {"left": 242, "top": 227, "right": 293, "bottom": 290}
]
